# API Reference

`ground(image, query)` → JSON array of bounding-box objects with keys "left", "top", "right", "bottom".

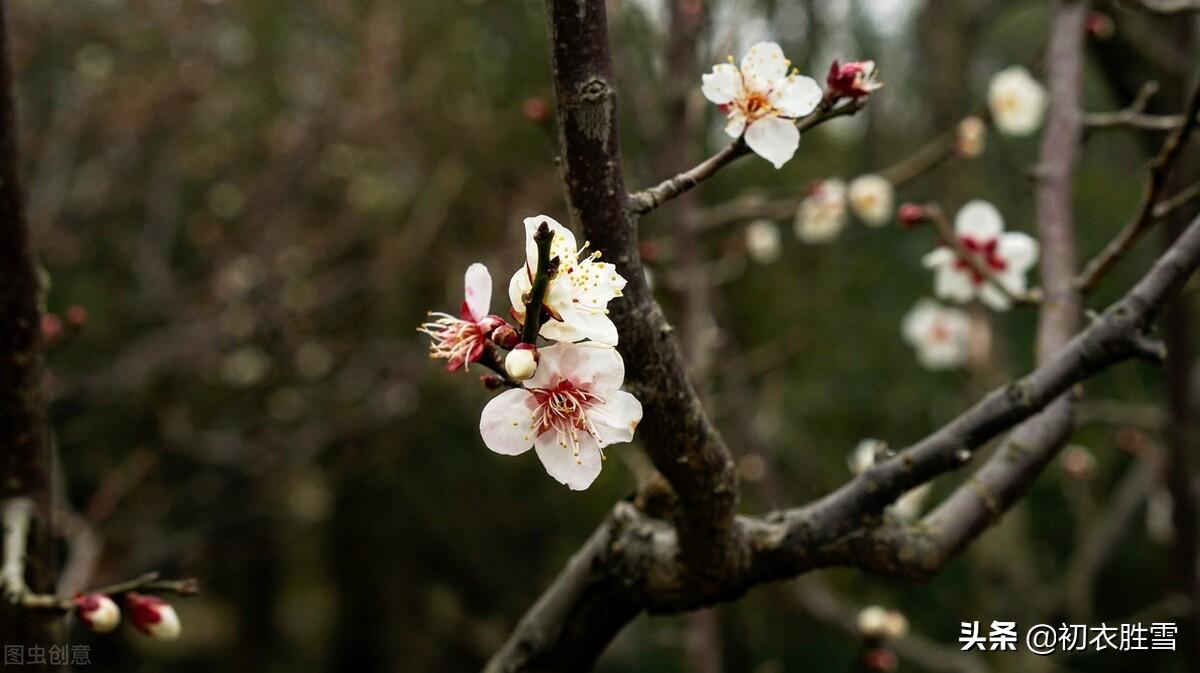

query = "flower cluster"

[
  {"left": 421, "top": 215, "right": 642, "bottom": 490},
  {"left": 72, "top": 592, "right": 181, "bottom": 640}
]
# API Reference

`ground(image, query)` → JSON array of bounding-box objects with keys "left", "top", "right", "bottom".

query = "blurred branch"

[
  {"left": 1155, "top": 179, "right": 1200, "bottom": 219},
  {"left": 1133, "top": 0, "right": 1200, "bottom": 13},
  {"left": 627, "top": 99, "right": 867, "bottom": 216},
  {"left": 1076, "top": 75, "right": 1200, "bottom": 293}
]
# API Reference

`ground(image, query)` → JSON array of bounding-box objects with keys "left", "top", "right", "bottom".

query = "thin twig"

[
  {"left": 627, "top": 99, "right": 867, "bottom": 215},
  {"left": 1, "top": 498, "right": 33, "bottom": 602},
  {"left": 1154, "top": 180, "right": 1200, "bottom": 219},
  {"left": 1076, "top": 78, "right": 1200, "bottom": 293},
  {"left": 926, "top": 203, "right": 1040, "bottom": 307},
  {"left": 520, "top": 222, "right": 558, "bottom": 343}
]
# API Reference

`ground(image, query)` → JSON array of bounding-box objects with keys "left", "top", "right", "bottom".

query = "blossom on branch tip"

[
  {"left": 419, "top": 263, "right": 507, "bottom": 371},
  {"left": 848, "top": 174, "right": 894, "bottom": 226},
  {"left": 922, "top": 201, "right": 1039, "bottom": 311},
  {"left": 509, "top": 215, "right": 626, "bottom": 346},
  {"left": 744, "top": 219, "right": 782, "bottom": 264},
  {"left": 956, "top": 116, "right": 987, "bottom": 157},
  {"left": 987, "top": 66, "right": 1047, "bottom": 137},
  {"left": 794, "top": 179, "right": 847, "bottom": 243},
  {"left": 901, "top": 300, "right": 971, "bottom": 370},
  {"left": 479, "top": 342, "right": 642, "bottom": 491},
  {"left": 897, "top": 202, "right": 927, "bottom": 229},
  {"left": 125, "top": 593, "right": 181, "bottom": 640},
  {"left": 701, "top": 42, "right": 823, "bottom": 169},
  {"left": 73, "top": 594, "right": 120, "bottom": 633},
  {"left": 826, "top": 60, "right": 882, "bottom": 99}
]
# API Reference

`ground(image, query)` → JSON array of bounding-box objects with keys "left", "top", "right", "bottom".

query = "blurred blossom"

[
  {"left": 794, "top": 179, "right": 847, "bottom": 243},
  {"left": 1059, "top": 445, "right": 1096, "bottom": 480},
  {"left": 901, "top": 300, "right": 971, "bottom": 370},
  {"left": 956, "top": 116, "right": 987, "bottom": 157},
  {"left": 922, "top": 200, "right": 1039, "bottom": 311},
  {"left": 295, "top": 341, "right": 334, "bottom": 380},
  {"left": 744, "top": 219, "right": 781, "bottom": 264},
  {"left": 213, "top": 255, "right": 263, "bottom": 301},
  {"left": 847, "top": 174, "right": 894, "bottom": 226},
  {"left": 206, "top": 182, "right": 246, "bottom": 220},
  {"left": 1147, "top": 489, "right": 1174, "bottom": 544},
  {"left": 737, "top": 454, "right": 767, "bottom": 482},
  {"left": 987, "top": 66, "right": 1047, "bottom": 137},
  {"left": 220, "top": 346, "right": 272, "bottom": 388},
  {"left": 848, "top": 438, "right": 885, "bottom": 475}
]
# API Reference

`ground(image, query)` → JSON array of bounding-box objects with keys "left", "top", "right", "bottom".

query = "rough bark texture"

[{"left": 0, "top": 2, "right": 60, "bottom": 660}]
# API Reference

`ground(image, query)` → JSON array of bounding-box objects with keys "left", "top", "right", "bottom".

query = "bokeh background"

[{"left": 10, "top": 0, "right": 1199, "bottom": 671}]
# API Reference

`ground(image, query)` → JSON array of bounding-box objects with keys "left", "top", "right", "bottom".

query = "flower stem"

[{"left": 521, "top": 222, "right": 558, "bottom": 343}]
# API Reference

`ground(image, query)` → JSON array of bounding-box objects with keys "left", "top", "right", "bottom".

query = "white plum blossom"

[
  {"left": 479, "top": 342, "right": 642, "bottom": 491},
  {"left": 126, "top": 593, "right": 181, "bottom": 640},
  {"left": 988, "top": 66, "right": 1047, "bottom": 137},
  {"left": 74, "top": 594, "right": 121, "bottom": 633},
  {"left": 922, "top": 200, "right": 1039, "bottom": 311},
  {"left": 901, "top": 300, "right": 972, "bottom": 370},
  {"left": 509, "top": 215, "right": 627, "bottom": 346},
  {"left": 956, "top": 116, "right": 987, "bottom": 157},
  {"left": 795, "top": 179, "right": 847, "bottom": 243},
  {"left": 701, "top": 42, "right": 824, "bottom": 169},
  {"left": 744, "top": 219, "right": 782, "bottom": 263},
  {"left": 848, "top": 174, "right": 894, "bottom": 226},
  {"left": 419, "top": 263, "right": 506, "bottom": 371}
]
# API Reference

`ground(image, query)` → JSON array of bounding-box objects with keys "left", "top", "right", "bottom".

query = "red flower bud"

[
  {"left": 40, "top": 314, "right": 63, "bottom": 342},
  {"left": 490, "top": 324, "right": 520, "bottom": 349},
  {"left": 480, "top": 374, "right": 505, "bottom": 390},
  {"left": 125, "top": 592, "right": 182, "bottom": 640},
  {"left": 1086, "top": 11, "right": 1114, "bottom": 41},
  {"left": 522, "top": 97, "right": 548, "bottom": 123},
  {"left": 862, "top": 648, "right": 898, "bottom": 672},
  {"left": 73, "top": 594, "right": 120, "bottom": 633},
  {"left": 64, "top": 304, "right": 89, "bottom": 328},
  {"left": 826, "top": 60, "right": 882, "bottom": 98},
  {"left": 897, "top": 203, "right": 928, "bottom": 229}
]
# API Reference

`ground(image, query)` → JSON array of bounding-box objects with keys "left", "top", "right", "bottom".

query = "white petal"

[
  {"left": 724, "top": 111, "right": 747, "bottom": 139},
  {"left": 479, "top": 388, "right": 537, "bottom": 456},
  {"left": 769, "top": 75, "right": 823, "bottom": 118},
  {"left": 740, "top": 42, "right": 788, "bottom": 89},
  {"left": 588, "top": 390, "right": 643, "bottom": 446},
  {"left": 529, "top": 341, "right": 625, "bottom": 394},
  {"left": 955, "top": 200, "right": 1003, "bottom": 241},
  {"left": 988, "top": 67, "right": 1047, "bottom": 137},
  {"left": 508, "top": 267, "right": 532, "bottom": 321},
  {"left": 701, "top": 63, "right": 742, "bottom": 105},
  {"left": 922, "top": 247, "right": 956, "bottom": 269},
  {"left": 534, "top": 431, "right": 603, "bottom": 490},
  {"left": 540, "top": 308, "right": 619, "bottom": 346},
  {"left": 998, "top": 232, "right": 1040, "bottom": 273},
  {"left": 934, "top": 266, "right": 975, "bottom": 303},
  {"left": 523, "top": 215, "right": 577, "bottom": 270},
  {"left": 744, "top": 116, "right": 799, "bottom": 169},
  {"left": 901, "top": 300, "right": 937, "bottom": 344},
  {"left": 979, "top": 283, "right": 1012, "bottom": 311},
  {"left": 847, "top": 174, "right": 894, "bottom": 226},
  {"left": 463, "top": 262, "right": 492, "bottom": 322}
]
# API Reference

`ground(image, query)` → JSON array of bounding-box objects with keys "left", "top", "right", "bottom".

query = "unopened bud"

[
  {"left": 125, "top": 593, "right": 181, "bottom": 640},
  {"left": 1086, "top": 11, "right": 1114, "bottom": 41},
  {"left": 504, "top": 344, "right": 538, "bottom": 381},
  {"left": 522, "top": 97, "right": 548, "bottom": 123},
  {"left": 73, "top": 594, "right": 120, "bottom": 633},
  {"left": 480, "top": 374, "right": 505, "bottom": 390},
  {"left": 64, "top": 304, "right": 89, "bottom": 328},
  {"left": 1060, "top": 445, "right": 1096, "bottom": 481},
  {"left": 897, "top": 203, "right": 927, "bottom": 229},
  {"left": 40, "top": 314, "right": 63, "bottom": 342},
  {"left": 857, "top": 606, "right": 890, "bottom": 639},
  {"left": 490, "top": 324, "right": 520, "bottom": 349},
  {"left": 956, "top": 116, "right": 987, "bottom": 158},
  {"left": 826, "top": 60, "right": 882, "bottom": 98},
  {"left": 881, "top": 611, "right": 909, "bottom": 640},
  {"left": 862, "top": 648, "right": 898, "bottom": 672}
]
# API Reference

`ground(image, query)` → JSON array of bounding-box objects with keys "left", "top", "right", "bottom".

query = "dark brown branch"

[
  {"left": 520, "top": 223, "right": 557, "bottom": 344},
  {"left": 627, "top": 99, "right": 867, "bottom": 216},
  {"left": 1155, "top": 179, "right": 1200, "bottom": 219},
  {"left": 1076, "top": 75, "right": 1200, "bottom": 293}
]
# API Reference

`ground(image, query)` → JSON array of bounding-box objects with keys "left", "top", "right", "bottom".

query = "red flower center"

[{"left": 954, "top": 236, "right": 1007, "bottom": 284}]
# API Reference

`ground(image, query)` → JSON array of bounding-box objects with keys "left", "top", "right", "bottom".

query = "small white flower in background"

[
  {"left": 701, "top": 42, "right": 824, "bottom": 169},
  {"left": 857, "top": 606, "right": 909, "bottom": 641},
  {"left": 922, "top": 200, "right": 1039, "bottom": 311},
  {"left": 509, "top": 215, "right": 627, "bottom": 346},
  {"left": 988, "top": 66, "right": 1047, "bottom": 137},
  {"left": 956, "top": 116, "right": 987, "bottom": 157},
  {"left": 901, "top": 300, "right": 972, "bottom": 370},
  {"left": 479, "top": 342, "right": 642, "bottom": 491},
  {"left": 73, "top": 594, "right": 120, "bottom": 633},
  {"left": 848, "top": 174, "right": 894, "bottom": 226},
  {"left": 795, "top": 179, "right": 847, "bottom": 243},
  {"left": 419, "top": 263, "right": 506, "bottom": 371},
  {"left": 745, "top": 219, "right": 782, "bottom": 263},
  {"left": 1059, "top": 444, "right": 1096, "bottom": 480},
  {"left": 848, "top": 438, "right": 930, "bottom": 522},
  {"left": 126, "top": 593, "right": 181, "bottom": 640},
  {"left": 1146, "top": 488, "right": 1174, "bottom": 544}
]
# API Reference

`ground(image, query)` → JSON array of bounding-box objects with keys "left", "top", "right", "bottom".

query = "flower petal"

[
  {"left": 588, "top": 390, "right": 642, "bottom": 446},
  {"left": 954, "top": 200, "right": 1004, "bottom": 241},
  {"left": 934, "top": 266, "right": 975, "bottom": 303},
  {"left": 769, "top": 74, "right": 823, "bottom": 118},
  {"left": 463, "top": 263, "right": 492, "bottom": 322},
  {"left": 528, "top": 341, "right": 625, "bottom": 394},
  {"left": 744, "top": 116, "right": 799, "bottom": 169},
  {"left": 979, "top": 283, "right": 1012, "bottom": 311},
  {"left": 479, "top": 388, "right": 537, "bottom": 456},
  {"left": 701, "top": 63, "right": 742, "bottom": 105},
  {"left": 508, "top": 267, "right": 532, "bottom": 322},
  {"left": 534, "top": 431, "right": 603, "bottom": 490},
  {"left": 541, "top": 308, "right": 619, "bottom": 346},
  {"left": 998, "top": 231, "right": 1040, "bottom": 273},
  {"left": 724, "top": 111, "right": 747, "bottom": 139},
  {"left": 523, "top": 215, "right": 577, "bottom": 271},
  {"left": 922, "top": 247, "right": 956, "bottom": 269},
  {"left": 740, "top": 42, "right": 788, "bottom": 90}
]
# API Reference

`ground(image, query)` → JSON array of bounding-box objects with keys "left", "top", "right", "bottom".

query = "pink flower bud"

[
  {"left": 490, "top": 324, "right": 520, "bottom": 349},
  {"left": 1086, "top": 11, "right": 1114, "bottom": 40},
  {"left": 480, "top": 374, "right": 505, "bottom": 390},
  {"left": 40, "top": 314, "right": 63, "bottom": 342},
  {"left": 125, "top": 593, "right": 181, "bottom": 640},
  {"left": 522, "top": 97, "right": 548, "bottom": 123},
  {"left": 73, "top": 594, "right": 120, "bottom": 633},
  {"left": 826, "top": 60, "right": 882, "bottom": 98},
  {"left": 862, "top": 648, "right": 898, "bottom": 672},
  {"left": 504, "top": 343, "right": 539, "bottom": 381},
  {"left": 897, "top": 203, "right": 928, "bottom": 229},
  {"left": 64, "top": 304, "right": 89, "bottom": 328}
]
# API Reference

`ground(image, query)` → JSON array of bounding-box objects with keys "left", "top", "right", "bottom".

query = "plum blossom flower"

[
  {"left": 73, "top": 594, "right": 120, "bottom": 633},
  {"left": 125, "top": 593, "right": 181, "bottom": 640},
  {"left": 479, "top": 342, "right": 642, "bottom": 490},
  {"left": 419, "top": 263, "right": 507, "bottom": 371},
  {"left": 826, "top": 60, "right": 882, "bottom": 98},
  {"left": 956, "top": 116, "right": 987, "bottom": 157},
  {"left": 901, "top": 300, "right": 971, "bottom": 370},
  {"left": 795, "top": 179, "right": 847, "bottom": 243},
  {"left": 988, "top": 66, "right": 1047, "bottom": 137},
  {"left": 848, "top": 174, "right": 894, "bottom": 226},
  {"left": 745, "top": 219, "right": 782, "bottom": 263},
  {"left": 922, "top": 200, "right": 1039, "bottom": 311},
  {"left": 509, "top": 215, "right": 627, "bottom": 346},
  {"left": 701, "top": 42, "right": 824, "bottom": 169}
]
